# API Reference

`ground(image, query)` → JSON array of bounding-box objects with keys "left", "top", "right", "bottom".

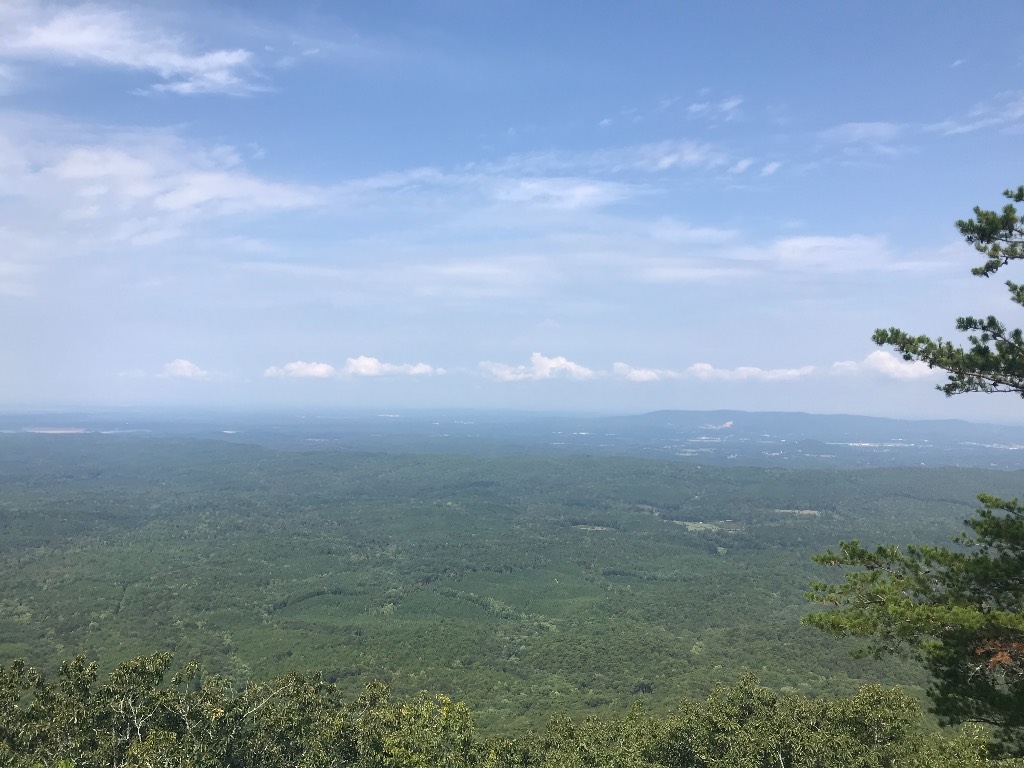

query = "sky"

[{"left": 2, "top": 1, "right": 1024, "bottom": 421}]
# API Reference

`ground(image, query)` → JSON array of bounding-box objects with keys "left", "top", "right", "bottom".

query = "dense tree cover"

[
  {"left": 7, "top": 436, "right": 1016, "bottom": 732},
  {"left": 4, "top": 424, "right": 1022, "bottom": 759},
  {"left": 1, "top": 655, "right": 1012, "bottom": 767},
  {"left": 807, "top": 187, "right": 1024, "bottom": 754}
]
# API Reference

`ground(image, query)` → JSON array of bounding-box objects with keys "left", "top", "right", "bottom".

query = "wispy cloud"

[
  {"left": 635, "top": 233, "right": 918, "bottom": 285},
  {"left": 411, "top": 256, "right": 550, "bottom": 299},
  {"left": 476, "top": 140, "right": 731, "bottom": 177},
  {"left": 0, "top": 104, "right": 931, "bottom": 309},
  {"left": 492, "top": 177, "right": 633, "bottom": 210},
  {"left": 832, "top": 350, "right": 936, "bottom": 381},
  {"left": 266, "top": 26, "right": 392, "bottom": 70},
  {"left": 821, "top": 121, "right": 902, "bottom": 144},
  {"left": 723, "top": 234, "right": 933, "bottom": 274},
  {"left": 688, "top": 96, "right": 743, "bottom": 121},
  {"left": 761, "top": 235, "right": 891, "bottom": 271},
  {"left": 480, "top": 353, "right": 595, "bottom": 382},
  {"left": 0, "top": 113, "right": 325, "bottom": 285},
  {"left": 0, "top": 1, "right": 259, "bottom": 94},
  {"left": 636, "top": 262, "right": 752, "bottom": 283},
  {"left": 819, "top": 121, "right": 906, "bottom": 156},
  {"left": 928, "top": 91, "right": 1024, "bottom": 135},
  {"left": 649, "top": 219, "right": 736, "bottom": 244},
  {"left": 50, "top": 143, "right": 321, "bottom": 216},
  {"left": 610, "top": 140, "right": 730, "bottom": 172},
  {"left": 240, "top": 253, "right": 550, "bottom": 304}
]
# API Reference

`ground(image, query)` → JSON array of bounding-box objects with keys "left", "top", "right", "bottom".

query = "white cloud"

[
  {"left": 831, "top": 350, "right": 936, "bottom": 381},
  {"left": 342, "top": 356, "right": 440, "bottom": 377},
  {"left": 612, "top": 362, "right": 682, "bottom": 382},
  {"left": 0, "top": 1, "right": 258, "bottom": 95},
  {"left": 161, "top": 359, "right": 209, "bottom": 380},
  {"left": 830, "top": 360, "right": 860, "bottom": 375},
  {"left": 687, "top": 363, "right": 816, "bottom": 382},
  {"left": 760, "top": 161, "right": 781, "bottom": 177},
  {"left": 0, "top": 113, "right": 325, "bottom": 286},
  {"left": 480, "top": 352, "right": 595, "bottom": 382},
  {"left": 729, "top": 158, "right": 753, "bottom": 174},
  {"left": 264, "top": 357, "right": 440, "bottom": 378},
  {"left": 265, "top": 361, "right": 336, "bottom": 378},
  {"left": 256, "top": 352, "right": 937, "bottom": 387}
]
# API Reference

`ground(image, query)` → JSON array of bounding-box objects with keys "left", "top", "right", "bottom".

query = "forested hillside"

[{"left": 3, "top": 431, "right": 1022, "bottom": 740}]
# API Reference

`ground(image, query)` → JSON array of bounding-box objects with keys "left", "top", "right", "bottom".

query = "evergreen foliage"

[
  {"left": 874, "top": 186, "right": 1024, "bottom": 396},
  {"left": 807, "top": 186, "right": 1024, "bottom": 754}
]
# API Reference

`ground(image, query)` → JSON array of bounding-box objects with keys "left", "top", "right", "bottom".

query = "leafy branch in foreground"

[
  {"left": 808, "top": 186, "right": 1024, "bottom": 756},
  {"left": 0, "top": 657, "right": 1004, "bottom": 767},
  {"left": 807, "top": 495, "right": 1024, "bottom": 743},
  {"left": 874, "top": 186, "right": 1024, "bottom": 398}
]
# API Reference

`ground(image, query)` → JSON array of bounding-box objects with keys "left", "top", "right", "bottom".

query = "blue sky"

[{"left": 2, "top": 1, "right": 1024, "bottom": 420}]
